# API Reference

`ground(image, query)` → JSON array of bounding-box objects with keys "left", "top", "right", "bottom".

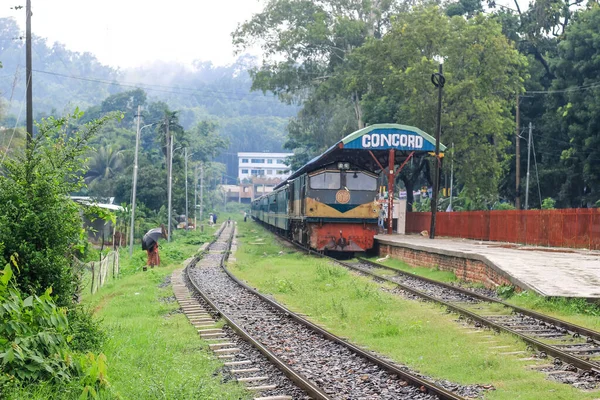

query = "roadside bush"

[
  {"left": 0, "top": 111, "right": 115, "bottom": 306},
  {"left": 66, "top": 306, "right": 106, "bottom": 353},
  {"left": 0, "top": 262, "right": 109, "bottom": 397}
]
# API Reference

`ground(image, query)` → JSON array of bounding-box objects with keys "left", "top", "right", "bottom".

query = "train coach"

[{"left": 251, "top": 161, "right": 379, "bottom": 254}]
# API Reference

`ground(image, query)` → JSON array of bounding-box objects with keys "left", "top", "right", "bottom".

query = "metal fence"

[{"left": 406, "top": 208, "right": 600, "bottom": 250}]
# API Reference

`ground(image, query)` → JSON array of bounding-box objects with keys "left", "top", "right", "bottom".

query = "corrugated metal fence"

[{"left": 406, "top": 209, "right": 600, "bottom": 250}]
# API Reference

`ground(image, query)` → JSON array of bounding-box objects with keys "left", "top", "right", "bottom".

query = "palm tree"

[{"left": 85, "top": 145, "right": 124, "bottom": 187}]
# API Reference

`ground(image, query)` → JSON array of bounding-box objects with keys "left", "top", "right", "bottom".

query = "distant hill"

[{"left": 0, "top": 17, "right": 299, "bottom": 181}]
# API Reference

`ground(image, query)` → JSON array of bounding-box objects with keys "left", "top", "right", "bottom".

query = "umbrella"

[{"left": 142, "top": 227, "right": 165, "bottom": 250}]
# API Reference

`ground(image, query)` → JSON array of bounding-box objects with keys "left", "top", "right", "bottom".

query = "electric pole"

[
  {"left": 25, "top": 0, "right": 33, "bottom": 148},
  {"left": 167, "top": 117, "right": 173, "bottom": 242},
  {"left": 184, "top": 147, "right": 189, "bottom": 230},
  {"left": 525, "top": 122, "right": 532, "bottom": 210},
  {"left": 515, "top": 93, "right": 521, "bottom": 209},
  {"left": 129, "top": 105, "right": 141, "bottom": 256},
  {"left": 449, "top": 143, "right": 454, "bottom": 211},
  {"left": 200, "top": 163, "right": 204, "bottom": 224},
  {"left": 194, "top": 164, "right": 198, "bottom": 230},
  {"left": 430, "top": 63, "right": 445, "bottom": 239}
]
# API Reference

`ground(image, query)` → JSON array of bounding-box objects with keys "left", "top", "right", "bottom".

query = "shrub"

[
  {"left": 0, "top": 262, "right": 109, "bottom": 396},
  {"left": 0, "top": 111, "right": 116, "bottom": 306},
  {"left": 541, "top": 197, "right": 556, "bottom": 210}
]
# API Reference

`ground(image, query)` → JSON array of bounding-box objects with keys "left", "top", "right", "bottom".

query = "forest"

[
  {"left": 1, "top": 0, "right": 600, "bottom": 217},
  {"left": 235, "top": 0, "right": 600, "bottom": 210}
]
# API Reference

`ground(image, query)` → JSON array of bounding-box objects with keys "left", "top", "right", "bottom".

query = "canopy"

[{"left": 277, "top": 124, "right": 445, "bottom": 188}]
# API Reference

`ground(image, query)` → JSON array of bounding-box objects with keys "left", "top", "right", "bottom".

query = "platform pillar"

[{"left": 387, "top": 149, "right": 395, "bottom": 235}]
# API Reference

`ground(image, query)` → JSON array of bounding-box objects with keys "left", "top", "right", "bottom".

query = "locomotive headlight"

[{"left": 337, "top": 162, "right": 350, "bottom": 170}]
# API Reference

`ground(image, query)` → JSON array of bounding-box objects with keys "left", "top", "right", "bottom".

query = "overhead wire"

[{"left": 31, "top": 69, "right": 298, "bottom": 104}]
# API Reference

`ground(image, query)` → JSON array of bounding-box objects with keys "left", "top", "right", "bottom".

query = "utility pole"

[
  {"left": 184, "top": 147, "right": 189, "bottom": 230},
  {"left": 525, "top": 122, "right": 532, "bottom": 210},
  {"left": 194, "top": 164, "right": 198, "bottom": 230},
  {"left": 449, "top": 143, "right": 454, "bottom": 211},
  {"left": 129, "top": 105, "right": 141, "bottom": 256},
  {"left": 166, "top": 117, "right": 173, "bottom": 242},
  {"left": 200, "top": 163, "right": 204, "bottom": 224},
  {"left": 515, "top": 93, "right": 521, "bottom": 209},
  {"left": 430, "top": 63, "right": 445, "bottom": 239},
  {"left": 25, "top": 0, "right": 33, "bottom": 148}
]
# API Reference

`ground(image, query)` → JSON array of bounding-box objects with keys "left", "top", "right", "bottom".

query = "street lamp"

[
  {"left": 429, "top": 58, "right": 445, "bottom": 240},
  {"left": 129, "top": 114, "right": 157, "bottom": 256}
]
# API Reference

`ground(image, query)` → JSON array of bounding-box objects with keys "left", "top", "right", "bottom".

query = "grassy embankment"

[
  {"left": 81, "top": 225, "right": 250, "bottom": 400},
  {"left": 229, "top": 219, "right": 600, "bottom": 400},
  {"left": 365, "top": 255, "right": 600, "bottom": 332}
]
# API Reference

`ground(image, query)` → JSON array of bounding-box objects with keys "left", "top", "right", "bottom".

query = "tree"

[
  {"left": 85, "top": 145, "right": 124, "bottom": 196},
  {"left": 355, "top": 7, "right": 527, "bottom": 202},
  {"left": 233, "top": 0, "right": 406, "bottom": 128},
  {"left": 549, "top": 6, "right": 600, "bottom": 206},
  {"left": 0, "top": 110, "right": 115, "bottom": 306}
]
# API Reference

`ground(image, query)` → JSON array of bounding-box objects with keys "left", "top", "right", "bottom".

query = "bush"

[
  {"left": 66, "top": 306, "right": 106, "bottom": 353},
  {"left": 0, "top": 262, "right": 109, "bottom": 396},
  {"left": 541, "top": 197, "right": 556, "bottom": 210},
  {"left": 0, "top": 111, "right": 115, "bottom": 306}
]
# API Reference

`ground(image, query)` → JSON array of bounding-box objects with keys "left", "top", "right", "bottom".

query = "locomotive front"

[{"left": 290, "top": 162, "right": 379, "bottom": 254}]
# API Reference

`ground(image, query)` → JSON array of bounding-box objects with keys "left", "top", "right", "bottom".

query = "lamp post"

[
  {"left": 129, "top": 116, "right": 156, "bottom": 256},
  {"left": 430, "top": 62, "right": 445, "bottom": 239}
]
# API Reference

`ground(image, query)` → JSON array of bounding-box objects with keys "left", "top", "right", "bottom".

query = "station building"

[{"left": 237, "top": 152, "right": 293, "bottom": 181}]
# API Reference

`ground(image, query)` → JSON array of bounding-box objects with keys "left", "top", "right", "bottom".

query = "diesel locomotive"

[{"left": 251, "top": 161, "right": 380, "bottom": 254}]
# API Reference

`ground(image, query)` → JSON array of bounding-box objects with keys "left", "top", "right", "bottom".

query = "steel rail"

[
  {"left": 185, "top": 226, "right": 332, "bottom": 400},
  {"left": 259, "top": 224, "right": 600, "bottom": 374},
  {"left": 220, "top": 224, "right": 465, "bottom": 400},
  {"left": 356, "top": 257, "right": 600, "bottom": 343},
  {"left": 336, "top": 259, "right": 600, "bottom": 373}
]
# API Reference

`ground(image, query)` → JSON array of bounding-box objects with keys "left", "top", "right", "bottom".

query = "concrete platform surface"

[{"left": 375, "top": 234, "right": 600, "bottom": 298}]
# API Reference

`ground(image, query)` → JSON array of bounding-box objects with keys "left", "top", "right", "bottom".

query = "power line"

[
  {"left": 30, "top": 69, "right": 298, "bottom": 104},
  {"left": 525, "top": 81, "right": 600, "bottom": 95}
]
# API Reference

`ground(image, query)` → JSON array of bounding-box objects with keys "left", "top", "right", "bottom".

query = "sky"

[{"left": 1, "top": 0, "right": 264, "bottom": 69}]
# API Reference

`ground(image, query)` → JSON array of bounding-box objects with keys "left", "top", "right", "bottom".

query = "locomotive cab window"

[
  {"left": 346, "top": 171, "right": 377, "bottom": 191},
  {"left": 310, "top": 171, "right": 341, "bottom": 190}
]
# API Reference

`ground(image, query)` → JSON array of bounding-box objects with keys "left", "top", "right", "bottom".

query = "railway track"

[
  {"left": 342, "top": 257, "right": 600, "bottom": 375},
  {"left": 184, "top": 222, "right": 464, "bottom": 400},
  {"left": 261, "top": 227, "right": 600, "bottom": 389}
]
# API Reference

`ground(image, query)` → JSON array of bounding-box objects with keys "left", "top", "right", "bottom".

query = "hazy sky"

[{"left": 2, "top": 0, "right": 264, "bottom": 69}]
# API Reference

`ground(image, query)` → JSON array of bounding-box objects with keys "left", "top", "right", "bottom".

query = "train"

[{"left": 251, "top": 161, "right": 380, "bottom": 254}]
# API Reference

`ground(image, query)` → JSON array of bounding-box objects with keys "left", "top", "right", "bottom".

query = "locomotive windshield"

[
  {"left": 346, "top": 172, "right": 377, "bottom": 191},
  {"left": 310, "top": 171, "right": 341, "bottom": 189}
]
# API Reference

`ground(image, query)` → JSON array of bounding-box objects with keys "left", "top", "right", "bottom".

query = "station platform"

[{"left": 375, "top": 234, "right": 600, "bottom": 298}]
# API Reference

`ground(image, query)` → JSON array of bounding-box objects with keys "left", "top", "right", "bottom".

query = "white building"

[{"left": 238, "top": 152, "right": 293, "bottom": 181}]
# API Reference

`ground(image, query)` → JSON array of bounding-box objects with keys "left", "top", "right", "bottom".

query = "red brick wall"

[{"left": 379, "top": 244, "right": 516, "bottom": 290}]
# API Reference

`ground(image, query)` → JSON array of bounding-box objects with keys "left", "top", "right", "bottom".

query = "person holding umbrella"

[{"left": 142, "top": 226, "right": 167, "bottom": 271}]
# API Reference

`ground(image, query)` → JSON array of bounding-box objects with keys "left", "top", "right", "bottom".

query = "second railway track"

[{"left": 185, "top": 222, "right": 464, "bottom": 400}]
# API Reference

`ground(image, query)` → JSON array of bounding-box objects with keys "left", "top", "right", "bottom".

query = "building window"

[
  {"left": 241, "top": 169, "right": 248, "bottom": 174},
  {"left": 267, "top": 159, "right": 273, "bottom": 164},
  {"left": 277, "top": 170, "right": 288, "bottom": 175},
  {"left": 251, "top": 159, "right": 265, "bottom": 164},
  {"left": 241, "top": 158, "right": 249, "bottom": 163},
  {"left": 267, "top": 170, "right": 273, "bottom": 175},
  {"left": 251, "top": 169, "right": 265, "bottom": 176},
  {"left": 277, "top": 159, "right": 286, "bottom": 164}
]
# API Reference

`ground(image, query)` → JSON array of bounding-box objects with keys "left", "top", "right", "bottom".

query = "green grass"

[
  {"left": 78, "top": 225, "right": 249, "bottom": 400},
  {"left": 364, "top": 256, "right": 459, "bottom": 283},
  {"left": 505, "top": 291, "right": 600, "bottom": 331},
  {"left": 367, "top": 254, "right": 600, "bottom": 333},
  {"left": 231, "top": 221, "right": 600, "bottom": 400}
]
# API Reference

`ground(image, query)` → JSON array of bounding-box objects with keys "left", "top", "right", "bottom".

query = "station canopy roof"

[{"left": 277, "top": 124, "right": 446, "bottom": 188}]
